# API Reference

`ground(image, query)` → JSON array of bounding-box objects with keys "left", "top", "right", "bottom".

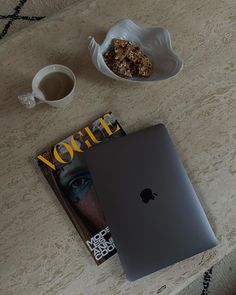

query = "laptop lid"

[{"left": 85, "top": 124, "right": 218, "bottom": 281}]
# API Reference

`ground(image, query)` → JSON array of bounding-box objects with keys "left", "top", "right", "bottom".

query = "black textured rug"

[
  {"left": 202, "top": 267, "right": 213, "bottom": 295},
  {"left": 0, "top": 0, "right": 45, "bottom": 39}
]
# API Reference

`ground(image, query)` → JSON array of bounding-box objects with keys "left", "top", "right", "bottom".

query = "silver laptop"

[{"left": 85, "top": 124, "right": 218, "bottom": 281}]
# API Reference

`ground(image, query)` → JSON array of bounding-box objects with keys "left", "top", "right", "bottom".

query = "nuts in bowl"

[
  {"left": 103, "top": 38, "right": 152, "bottom": 78},
  {"left": 88, "top": 18, "right": 183, "bottom": 82}
]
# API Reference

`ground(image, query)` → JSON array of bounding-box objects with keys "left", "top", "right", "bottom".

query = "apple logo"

[{"left": 140, "top": 188, "right": 158, "bottom": 203}]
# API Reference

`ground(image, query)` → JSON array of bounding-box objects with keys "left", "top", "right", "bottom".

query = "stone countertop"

[{"left": 0, "top": 0, "right": 235, "bottom": 294}]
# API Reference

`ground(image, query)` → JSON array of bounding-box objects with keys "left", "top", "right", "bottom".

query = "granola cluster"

[{"left": 103, "top": 38, "right": 152, "bottom": 78}]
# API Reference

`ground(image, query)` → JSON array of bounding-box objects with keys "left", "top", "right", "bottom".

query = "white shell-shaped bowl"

[{"left": 88, "top": 19, "right": 183, "bottom": 82}]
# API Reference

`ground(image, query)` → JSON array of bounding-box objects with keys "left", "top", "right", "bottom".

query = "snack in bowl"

[
  {"left": 89, "top": 19, "right": 183, "bottom": 82},
  {"left": 103, "top": 38, "right": 152, "bottom": 78}
]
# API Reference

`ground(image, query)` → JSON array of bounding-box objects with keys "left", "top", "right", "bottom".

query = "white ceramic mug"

[{"left": 18, "top": 64, "right": 76, "bottom": 108}]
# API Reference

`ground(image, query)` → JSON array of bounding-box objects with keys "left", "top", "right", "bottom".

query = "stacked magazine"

[{"left": 36, "top": 112, "right": 126, "bottom": 264}]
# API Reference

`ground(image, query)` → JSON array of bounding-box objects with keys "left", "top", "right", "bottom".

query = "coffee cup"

[{"left": 18, "top": 64, "right": 76, "bottom": 108}]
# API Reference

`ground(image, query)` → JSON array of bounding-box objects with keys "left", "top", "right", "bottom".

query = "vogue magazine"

[{"left": 36, "top": 112, "right": 126, "bottom": 264}]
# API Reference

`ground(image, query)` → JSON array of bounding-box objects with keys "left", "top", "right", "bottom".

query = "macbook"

[{"left": 85, "top": 124, "right": 218, "bottom": 281}]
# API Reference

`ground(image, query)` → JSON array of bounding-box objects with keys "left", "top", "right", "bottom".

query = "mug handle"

[{"left": 18, "top": 92, "right": 40, "bottom": 109}]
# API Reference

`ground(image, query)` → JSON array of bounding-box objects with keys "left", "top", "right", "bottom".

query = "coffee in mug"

[
  {"left": 18, "top": 64, "right": 76, "bottom": 108},
  {"left": 39, "top": 72, "right": 74, "bottom": 101}
]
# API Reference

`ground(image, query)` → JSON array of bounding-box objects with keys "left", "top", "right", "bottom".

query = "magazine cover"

[{"left": 36, "top": 112, "right": 126, "bottom": 264}]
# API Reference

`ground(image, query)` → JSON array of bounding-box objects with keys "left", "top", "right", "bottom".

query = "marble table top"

[{"left": 0, "top": 0, "right": 235, "bottom": 294}]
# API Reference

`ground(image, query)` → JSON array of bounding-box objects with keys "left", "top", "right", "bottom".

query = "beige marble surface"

[{"left": 0, "top": 0, "right": 236, "bottom": 294}]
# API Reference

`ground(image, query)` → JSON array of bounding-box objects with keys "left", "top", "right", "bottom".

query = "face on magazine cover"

[
  {"left": 55, "top": 151, "right": 107, "bottom": 234},
  {"left": 53, "top": 122, "right": 124, "bottom": 236}
]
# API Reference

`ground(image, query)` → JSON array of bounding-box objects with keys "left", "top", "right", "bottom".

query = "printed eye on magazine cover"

[{"left": 36, "top": 112, "right": 126, "bottom": 264}]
